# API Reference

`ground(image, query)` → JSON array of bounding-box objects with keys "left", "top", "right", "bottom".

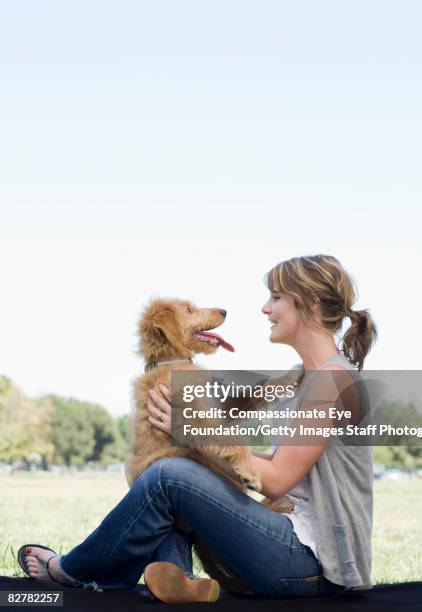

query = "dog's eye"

[{"left": 186, "top": 306, "right": 194, "bottom": 314}]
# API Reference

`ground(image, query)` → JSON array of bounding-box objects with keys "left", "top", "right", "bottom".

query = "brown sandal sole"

[{"left": 144, "top": 561, "right": 221, "bottom": 603}]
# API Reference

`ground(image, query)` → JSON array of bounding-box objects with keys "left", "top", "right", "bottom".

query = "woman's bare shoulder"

[{"left": 304, "top": 363, "right": 356, "bottom": 404}]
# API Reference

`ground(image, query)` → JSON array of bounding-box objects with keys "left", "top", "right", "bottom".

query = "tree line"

[
  {"left": 1, "top": 374, "right": 422, "bottom": 470},
  {"left": 0, "top": 375, "right": 129, "bottom": 467}
]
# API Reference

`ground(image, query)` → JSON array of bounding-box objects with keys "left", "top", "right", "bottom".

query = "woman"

[{"left": 19, "top": 254, "right": 377, "bottom": 602}]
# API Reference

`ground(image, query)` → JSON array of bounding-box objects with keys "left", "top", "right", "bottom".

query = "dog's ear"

[
  {"left": 154, "top": 309, "right": 184, "bottom": 349},
  {"left": 139, "top": 302, "right": 187, "bottom": 355}
]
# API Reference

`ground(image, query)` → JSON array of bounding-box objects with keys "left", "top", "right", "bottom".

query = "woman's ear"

[{"left": 310, "top": 297, "right": 320, "bottom": 314}]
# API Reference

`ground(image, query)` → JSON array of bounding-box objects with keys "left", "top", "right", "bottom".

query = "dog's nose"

[{"left": 219, "top": 309, "right": 227, "bottom": 317}]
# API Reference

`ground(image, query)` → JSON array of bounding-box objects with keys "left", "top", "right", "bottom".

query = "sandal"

[
  {"left": 144, "top": 561, "right": 220, "bottom": 603},
  {"left": 17, "top": 544, "right": 59, "bottom": 582}
]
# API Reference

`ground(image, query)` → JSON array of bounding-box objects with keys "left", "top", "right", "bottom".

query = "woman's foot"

[
  {"left": 23, "top": 547, "right": 77, "bottom": 586},
  {"left": 144, "top": 561, "right": 220, "bottom": 603}
]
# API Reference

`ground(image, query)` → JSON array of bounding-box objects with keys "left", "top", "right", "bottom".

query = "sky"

[{"left": 1, "top": 1, "right": 421, "bottom": 416}]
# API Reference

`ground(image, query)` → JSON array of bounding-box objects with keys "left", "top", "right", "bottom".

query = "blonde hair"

[{"left": 264, "top": 254, "right": 377, "bottom": 370}]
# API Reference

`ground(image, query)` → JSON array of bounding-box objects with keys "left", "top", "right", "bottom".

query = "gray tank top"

[{"left": 274, "top": 354, "right": 373, "bottom": 589}]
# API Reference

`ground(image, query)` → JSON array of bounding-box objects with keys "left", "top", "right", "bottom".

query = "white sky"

[{"left": 1, "top": 1, "right": 421, "bottom": 415}]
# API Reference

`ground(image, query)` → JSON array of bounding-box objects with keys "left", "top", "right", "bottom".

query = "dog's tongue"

[{"left": 196, "top": 331, "right": 235, "bottom": 352}]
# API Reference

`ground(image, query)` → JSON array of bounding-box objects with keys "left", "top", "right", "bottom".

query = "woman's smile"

[{"left": 262, "top": 292, "right": 302, "bottom": 345}]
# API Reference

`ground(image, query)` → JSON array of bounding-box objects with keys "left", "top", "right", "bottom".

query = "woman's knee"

[{"left": 142, "top": 456, "right": 198, "bottom": 485}]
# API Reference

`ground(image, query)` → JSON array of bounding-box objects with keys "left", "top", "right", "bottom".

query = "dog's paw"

[
  {"left": 239, "top": 473, "right": 262, "bottom": 492},
  {"left": 262, "top": 496, "right": 295, "bottom": 513}
]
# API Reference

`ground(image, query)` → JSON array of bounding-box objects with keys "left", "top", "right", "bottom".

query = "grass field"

[{"left": 0, "top": 472, "right": 421, "bottom": 584}]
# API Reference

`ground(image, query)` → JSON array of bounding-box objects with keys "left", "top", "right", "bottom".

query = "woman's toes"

[
  {"left": 21, "top": 546, "right": 78, "bottom": 587},
  {"left": 27, "top": 559, "right": 39, "bottom": 576},
  {"left": 27, "top": 567, "right": 38, "bottom": 577},
  {"left": 23, "top": 548, "right": 54, "bottom": 581}
]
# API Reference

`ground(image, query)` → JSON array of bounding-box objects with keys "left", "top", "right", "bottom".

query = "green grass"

[
  {"left": 0, "top": 473, "right": 421, "bottom": 584},
  {"left": 372, "top": 479, "right": 422, "bottom": 583}
]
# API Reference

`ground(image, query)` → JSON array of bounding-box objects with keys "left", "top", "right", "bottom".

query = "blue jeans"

[{"left": 60, "top": 457, "right": 334, "bottom": 598}]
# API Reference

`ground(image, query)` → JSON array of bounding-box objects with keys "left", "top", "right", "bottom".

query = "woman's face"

[{"left": 261, "top": 290, "right": 303, "bottom": 345}]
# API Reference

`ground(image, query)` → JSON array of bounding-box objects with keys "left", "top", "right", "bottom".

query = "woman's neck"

[{"left": 291, "top": 330, "right": 340, "bottom": 371}]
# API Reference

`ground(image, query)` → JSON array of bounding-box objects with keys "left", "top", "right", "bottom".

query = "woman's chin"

[{"left": 269, "top": 329, "right": 286, "bottom": 343}]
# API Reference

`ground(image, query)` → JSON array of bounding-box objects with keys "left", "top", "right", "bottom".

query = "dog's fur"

[{"left": 126, "top": 298, "right": 292, "bottom": 592}]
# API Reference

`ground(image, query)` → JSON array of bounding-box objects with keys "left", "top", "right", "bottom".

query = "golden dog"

[{"left": 126, "top": 298, "right": 292, "bottom": 592}]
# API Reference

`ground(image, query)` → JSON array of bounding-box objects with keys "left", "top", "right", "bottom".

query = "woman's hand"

[{"left": 147, "top": 384, "right": 172, "bottom": 435}]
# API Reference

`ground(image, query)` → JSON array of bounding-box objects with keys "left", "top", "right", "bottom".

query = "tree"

[
  {"left": 116, "top": 414, "right": 129, "bottom": 444},
  {"left": 373, "top": 401, "right": 422, "bottom": 471},
  {"left": 49, "top": 396, "right": 96, "bottom": 465},
  {"left": 48, "top": 395, "right": 128, "bottom": 466},
  {"left": 0, "top": 380, "right": 54, "bottom": 464},
  {"left": 85, "top": 403, "right": 128, "bottom": 464}
]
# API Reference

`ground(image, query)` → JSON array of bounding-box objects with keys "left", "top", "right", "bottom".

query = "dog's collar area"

[{"left": 144, "top": 358, "right": 193, "bottom": 372}]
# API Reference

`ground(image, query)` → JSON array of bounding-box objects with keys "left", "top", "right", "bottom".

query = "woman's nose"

[{"left": 261, "top": 301, "right": 270, "bottom": 314}]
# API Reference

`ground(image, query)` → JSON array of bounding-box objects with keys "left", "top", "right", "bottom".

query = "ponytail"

[{"left": 341, "top": 309, "right": 377, "bottom": 370}]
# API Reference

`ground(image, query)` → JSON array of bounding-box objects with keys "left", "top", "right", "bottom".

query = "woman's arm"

[
  {"left": 252, "top": 365, "right": 357, "bottom": 499},
  {"left": 249, "top": 444, "right": 328, "bottom": 500}
]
